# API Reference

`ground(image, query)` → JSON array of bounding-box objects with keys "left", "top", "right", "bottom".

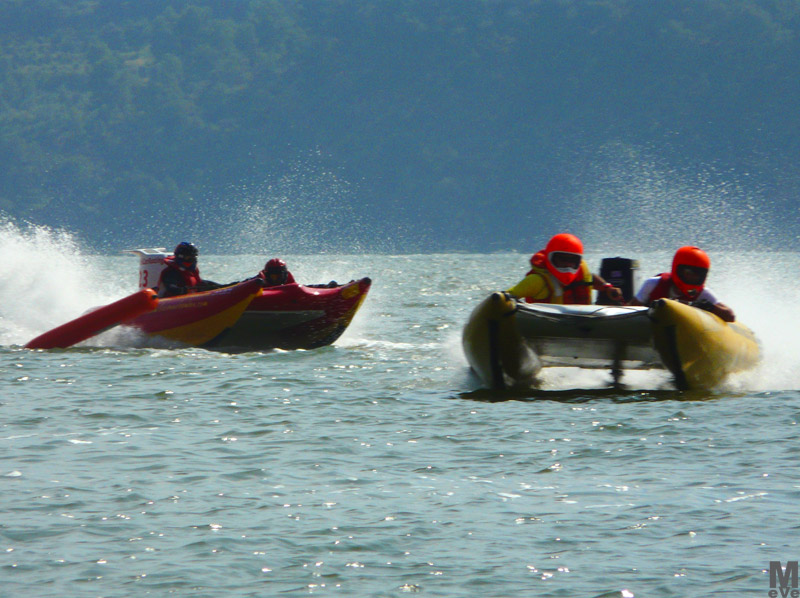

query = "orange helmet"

[
  {"left": 671, "top": 246, "right": 710, "bottom": 300},
  {"left": 544, "top": 233, "right": 584, "bottom": 286}
]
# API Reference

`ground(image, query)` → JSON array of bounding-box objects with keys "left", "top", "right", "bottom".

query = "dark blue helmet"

[{"left": 174, "top": 242, "right": 198, "bottom": 266}]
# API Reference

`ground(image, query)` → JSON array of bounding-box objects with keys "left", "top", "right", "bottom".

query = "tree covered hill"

[{"left": 1, "top": 0, "right": 798, "bottom": 251}]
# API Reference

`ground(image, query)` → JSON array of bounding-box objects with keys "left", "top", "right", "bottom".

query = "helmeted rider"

[
  {"left": 628, "top": 246, "right": 735, "bottom": 322},
  {"left": 258, "top": 258, "right": 296, "bottom": 287},
  {"left": 156, "top": 242, "right": 220, "bottom": 298},
  {"left": 507, "top": 233, "right": 622, "bottom": 304}
]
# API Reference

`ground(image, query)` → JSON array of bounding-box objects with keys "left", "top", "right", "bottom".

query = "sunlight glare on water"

[
  {"left": 0, "top": 222, "right": 798, "bottom": 598},
  {"left": 0, "top": 217, "right": 798, "bottom": 393}
]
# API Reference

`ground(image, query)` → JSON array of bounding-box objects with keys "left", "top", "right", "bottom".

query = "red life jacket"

[
  {"left": 647, "top": 272, "right": 699, "bottom": 303},
  {"left": 563, "top": 268, "right": 593, "bottom": 305},
  {"left": 160, "top": 256, "right": 201, "bottom": 290},
  {"left": 525, "top": 251, "right": 592, "bottom": 305}
]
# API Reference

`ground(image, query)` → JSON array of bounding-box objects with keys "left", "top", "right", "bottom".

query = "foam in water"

[
  {"left": 566, "top": 141, "right": 800, "bottom": 390},
  {"left": 2, "top": 215, "right": 798, "bottom": 391},
  {"left": 0, "top": 220, "right": 128, "bottom": 345},
  {"left": 711, "top": 252, "right": 800, "bottom": 391}
]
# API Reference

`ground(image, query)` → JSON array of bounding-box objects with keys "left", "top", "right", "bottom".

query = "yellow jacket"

[{"left": 507, "top": 261, "right": 593, "bottom": 304}]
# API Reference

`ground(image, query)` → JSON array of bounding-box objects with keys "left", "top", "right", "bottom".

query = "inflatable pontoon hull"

[{"left": 463, "top": 294, "right": 760, "bottom": 391}]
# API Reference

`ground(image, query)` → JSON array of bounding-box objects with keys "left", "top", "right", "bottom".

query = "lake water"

[{"left": 1, "top": 235, "right": 798, "bottom": 597}]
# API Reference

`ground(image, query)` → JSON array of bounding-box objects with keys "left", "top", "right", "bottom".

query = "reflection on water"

[
  {"left": 457, "top": 386, "right": 726, "bottom": 404},
  {"left": 0, "top": 222, "right": 797, "bottom": 597}
]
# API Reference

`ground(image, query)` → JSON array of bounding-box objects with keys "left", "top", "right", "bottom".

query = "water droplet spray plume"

[
  {"left": 0, "top": 218, "right": 129, "bottom": 345},
  {"left": 563, "top": 142, "right": 800, "bottom": 391}
]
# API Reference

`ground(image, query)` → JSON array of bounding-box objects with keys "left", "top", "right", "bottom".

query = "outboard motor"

[
  {"left": 597, "top": 257, "right": 639, "bottom": 304},
  {"left": 123, "top": 248, "right": 170, "bottom": 291}
]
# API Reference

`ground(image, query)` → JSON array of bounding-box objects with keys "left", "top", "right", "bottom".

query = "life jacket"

[
  {"left": 525, "top": 251, "right": 593, "bottom": 305},
  {"left": 647, "top": 272, "right": 696, "bottom": 303},
  {"left": 159, "top": 256, "right": 201, "bottom": 290}
]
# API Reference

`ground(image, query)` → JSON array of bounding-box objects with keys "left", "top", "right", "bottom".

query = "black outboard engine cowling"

[{"left": 597, "top": 257, "right": 639, "bottom": 304}]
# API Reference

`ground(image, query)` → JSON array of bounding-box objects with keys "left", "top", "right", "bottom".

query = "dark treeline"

[{"left": 1, "top": 0, "right": 798, "bottom": 251}]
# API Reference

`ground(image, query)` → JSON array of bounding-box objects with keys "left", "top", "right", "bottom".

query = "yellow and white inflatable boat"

[{"left": 462, "top": 293, "right": 761, "bottom": 390}]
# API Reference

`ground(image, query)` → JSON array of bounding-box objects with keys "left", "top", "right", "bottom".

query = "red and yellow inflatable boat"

[
  {"left": 125, "top": 248, "right": 371, "bottom": 351},
  {"left": 26, "top": 250, "right": 370, "bottom": 351}
]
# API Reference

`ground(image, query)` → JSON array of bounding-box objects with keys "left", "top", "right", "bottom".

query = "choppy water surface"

[{"left": 1, "top": 249, "right": 799, "bottom": 597}]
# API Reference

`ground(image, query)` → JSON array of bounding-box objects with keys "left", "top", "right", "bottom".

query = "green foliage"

[{"left": 0, "top": 0, "right": 798, "bottom": 249}]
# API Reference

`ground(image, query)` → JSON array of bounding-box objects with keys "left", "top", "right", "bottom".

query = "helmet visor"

[
  {"left": 174, "top": 243, "right": 198, "bottom": 267},
  {"left": 267, "top": 266, "right": 287, "bottom": 283},
  {"left": 676, "top": 264, "right": 707, "bottom": 286},
  {"left": 549, "top": 251, "right": 582, "bottom": 272},
  {"left": 176, "top": 254, "right": 196, "bottom": 267}
]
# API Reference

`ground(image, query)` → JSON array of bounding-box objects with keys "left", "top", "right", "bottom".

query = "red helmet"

[
  {"left": 263, "top": 258, "right": 288, "bottom": 285},
  {"left": 544, "top": 233, "right": 584, "bottom": 286},
  {"left": 265, "top": 258, "right": 286, "bottom": 270},
  {"left": 671, "top": 246, "right": 710, "bottom": 300}
]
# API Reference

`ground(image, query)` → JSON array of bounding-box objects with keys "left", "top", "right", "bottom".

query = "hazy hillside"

[{"left": 1, "top": 0, "right": 798, "bottom": 252}]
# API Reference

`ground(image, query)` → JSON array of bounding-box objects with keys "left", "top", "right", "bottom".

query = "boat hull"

[
  {"left": 206, "top": 277, "right": 372, "bottom": 351},
  {"left": 515, "top": 302, "right": 662, "bottom": 370},
  {"left": 123, "top": 279, "right": 263, "bottom": 346},
  {"left": 462, "top": 294, "right": 761, "bottom": 390},
  {"left": 649, "top": 298, "right": 761, "bottom": 390},
  {"left": 26, "top": 289, "right": 158, "bottom": 350},
  {"left": 462, "top": 292, "right": 541, "bottom": 389}
]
